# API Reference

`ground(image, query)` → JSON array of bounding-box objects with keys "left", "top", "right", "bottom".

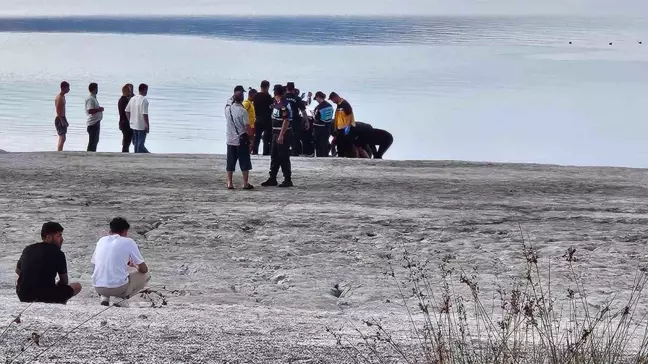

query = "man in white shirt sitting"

[{"left": 91, "top": 217, "right": 150, "bottom": 307}]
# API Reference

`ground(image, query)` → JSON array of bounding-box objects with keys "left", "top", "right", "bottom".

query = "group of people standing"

[
  {"left": 224, "top": 80, "right": 394, "bottom": 189},
  {"left": 54, "top": 81, "right": 151, "bottom": 153}
]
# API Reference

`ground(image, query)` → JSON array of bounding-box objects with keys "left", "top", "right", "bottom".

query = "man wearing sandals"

[
  {"left": 225, "top": 86, "right": 255, "bottom": 190},
  {"left": 91, "top": 217, "right": 150, "bottom": 307}
]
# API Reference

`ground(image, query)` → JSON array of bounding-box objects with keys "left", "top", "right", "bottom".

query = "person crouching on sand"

[
  {"left": 118, "top": 83, "right": 135, "bottom": 152},
  {"left": 15, "top": 222, "right": 82, "bottom": 304},
  {"left": 225, "top": 89, "right": 254, "bottom": 190},
  {"left": 92, "top": 217, "right": 150, "bottom": 307},
  {"left": 54, "top": 81, "right": 70, "bottom": 152}
]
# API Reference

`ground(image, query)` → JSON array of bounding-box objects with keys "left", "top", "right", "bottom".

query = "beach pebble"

[
  {"left": 100, "top": 320, "right": 107, "bottom": 327},
  {"left": 138, "top": 314, "right": 148, "bottom": 319},
  {"left": 271, "top": 273, "right": 287, "bottom": 284}
]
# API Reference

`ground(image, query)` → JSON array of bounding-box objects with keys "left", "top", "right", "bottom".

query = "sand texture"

[{"left": 1, "top": 153, "right": 648, "bottom": 363}]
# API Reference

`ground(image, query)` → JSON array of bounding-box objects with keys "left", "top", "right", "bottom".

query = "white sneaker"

[
  {"left": 100, "top": 296, "right": 110, "bottom": 306},
  {"left": 113, "top": 298, "right": 130, "bottom": 308}
]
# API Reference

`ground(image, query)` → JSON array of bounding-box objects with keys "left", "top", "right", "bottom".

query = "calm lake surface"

[{"left": 0, "top": 15, "right": 646, "bottom": 165}]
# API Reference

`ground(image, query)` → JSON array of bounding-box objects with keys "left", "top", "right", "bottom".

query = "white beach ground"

[{"left": 1, "top": 152, "right": 648, "bottom": 363}]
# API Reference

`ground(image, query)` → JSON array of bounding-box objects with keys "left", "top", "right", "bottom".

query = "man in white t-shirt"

[
  {"left": 85, "top": 82, "right": 104, "bottom": 152},
  {"left": 91, "top": 217, "right": 150, "bottom": 307},
  {"left": 125, "top": 83, "right": 150, "bottom": 153}
]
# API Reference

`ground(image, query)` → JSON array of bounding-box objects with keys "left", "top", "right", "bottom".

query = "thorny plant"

[{"left": 329, "top": 231, "right": 648, "bottom": 363}]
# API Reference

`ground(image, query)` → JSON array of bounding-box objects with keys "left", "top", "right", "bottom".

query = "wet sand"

[{"left": 1, "top": 152, "right": 648, "bottom": 363}]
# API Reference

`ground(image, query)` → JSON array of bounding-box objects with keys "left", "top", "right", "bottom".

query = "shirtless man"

[{"left": 54, "top": 81, "right": 70, "bottom": 151}]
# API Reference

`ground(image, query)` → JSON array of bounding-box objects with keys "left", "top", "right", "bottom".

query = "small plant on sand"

[{"left": 328, "top": 231, "right": 648, "bottom": 363}]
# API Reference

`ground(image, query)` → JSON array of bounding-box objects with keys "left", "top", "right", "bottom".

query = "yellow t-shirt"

[
  {"left": 334, "top": 99, "right": 355, "bottom": 130},
  {"left": 242, "top": 99, "right": 256, "bottom": 128}
]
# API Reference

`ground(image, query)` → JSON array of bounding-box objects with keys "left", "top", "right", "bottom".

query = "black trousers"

[
  {"left": 374, "top": 133, "right": 394, "bottom": 159},
  {"left": 313, "top": 125, "right": 331, "bottom": 157},
  {"left": 301, "top": 124, "right": 314, "bottom": 156},
  {"left": 336, "top": 129, "right": 354, "bottom": 158},
  {"left": 120, "top": 125, "right": 133, "bottom": 153},
  {"left": 291, "top": 121, "right": 303, "bottom": 156},
  {"left": 87, "top": 122, "right": 101, "bottom": 152},
  {"left": 254, "top": 120, "right": 272, "bottom": 155},
  {"left": 269, "top": 131, "right": 293, "bottom": 181}
]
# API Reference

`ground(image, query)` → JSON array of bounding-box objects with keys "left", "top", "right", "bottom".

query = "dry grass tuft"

[{"left": 329, "top": 230, "right": 648, "bottom": 363}]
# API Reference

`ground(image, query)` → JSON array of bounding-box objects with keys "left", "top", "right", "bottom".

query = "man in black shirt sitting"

[{"left": 15, "top": 222, "right": 82, "bottom": 304}]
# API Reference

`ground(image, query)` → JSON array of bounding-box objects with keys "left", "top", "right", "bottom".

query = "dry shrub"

[{"left": 329, "top": 233, "right": 648, "bottom": 364}]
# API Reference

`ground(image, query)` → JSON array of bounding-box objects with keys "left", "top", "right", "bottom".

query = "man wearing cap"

[
  {"left": 285, "top": 82, "right": 310, "bottom": 156},
  {"left": 15, "top": 222, "right": 82, "bottom": 304},
  {"left": 329, "top": 92, "right": 356, "bottom": 158},
  {"left": 253, "top": 81, "right": 274, "bottom": 155},
  {"left": 261, "top": 84, "right": 294, "bottom": 187},
  {"left": 312, "top": 91, "right": 334, "bottom": 157}
]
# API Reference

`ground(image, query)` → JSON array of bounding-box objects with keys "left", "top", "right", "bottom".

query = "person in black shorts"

[
  {"left": 54, "top": 81, "right": 70, "bottom": 151},
  {"left": 15, "top": 222, "right": 82, "bottom": 304}
]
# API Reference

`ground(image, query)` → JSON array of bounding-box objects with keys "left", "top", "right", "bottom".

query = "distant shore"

[{"left": 1, "top": 153, "right": 648, "bottom": 362}]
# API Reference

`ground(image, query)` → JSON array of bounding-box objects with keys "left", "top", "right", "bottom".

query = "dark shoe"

[
  {"left": 227, "top": 185, "right": 235, "bottom": 190},
  {"left": 278, "top": 180, "right": 293, "bottom": 188},
  {"left": 100, "top": 300, "right": 110, "bottom": 307},
  {"left": 243, "top": 184, "right": 255, "bottom": 190},
  {"left": 261, "top": 178, "right": 278, "bottom": 187}
]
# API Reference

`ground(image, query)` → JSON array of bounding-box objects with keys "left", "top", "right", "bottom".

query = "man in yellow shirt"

[
  {"left": 329, "top": 92, "right": 356, "bottom": 157},
  {"left": 243, "top": 89, "right": 257, "bottom": 150}
]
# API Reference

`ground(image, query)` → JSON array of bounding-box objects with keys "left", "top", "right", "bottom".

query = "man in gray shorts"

[{"left": 54, "top": 81, "right": 70, "bottom": 151}]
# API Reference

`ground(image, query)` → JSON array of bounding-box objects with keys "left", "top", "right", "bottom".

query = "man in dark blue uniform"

[
  {"left": 261, "top": 85, "right": 294, "bottom": 188},
  {"left": 285, "top": 82, "right": 310, "bottom": 156}
]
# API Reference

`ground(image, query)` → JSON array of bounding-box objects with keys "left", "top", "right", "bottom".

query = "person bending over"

[
  {"left": 16, "top": 222, "right": 82, "bottom": 304},
  {"left": 92, "top": 217, "right": 150, "bottom": 307},
  {"left": 370, "top": 128, "right": 393, "bottom": 159}
]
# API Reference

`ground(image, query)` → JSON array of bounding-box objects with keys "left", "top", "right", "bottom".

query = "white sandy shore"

[{"left": 1, "top": 152, "right": 648, "bottom": 363}]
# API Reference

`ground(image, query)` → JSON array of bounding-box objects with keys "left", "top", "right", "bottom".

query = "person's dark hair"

[
  {"left": 273, "top": 84, "right": 285, "bottom": 96},
  {"left": 260, "top": 80, "right": 270, "bottom": 89},
  {"left": 315, "top": 91, "right": 326, "bottom": 100},
  {"left": 328, "top": 92, "right": 339, "bottom": 100},
  {"left": 41, "top": 222, "right": 64, "bottom": 240},
  {"left": 110, "top": 217, "right": 130, "bottom": 234},
  {"left": 248, "top": 88, "right": 258, "bottom": 96},
  {"left": 138, "top": 83, "right": 148, "bottom": 93},
  {"left": 233, "top": 91, "right": 245, "bottom": 103},
  {"left": 60, "top": 81, "right": 69, "bottom": 89},
  {"left": 286, "top": 82, "right": 295, "bottom": 91},
  {"left": 88, "top": 83, "right": 98, "bottom": 93}
]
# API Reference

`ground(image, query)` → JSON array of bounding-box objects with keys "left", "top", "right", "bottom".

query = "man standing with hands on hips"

[{"left": 262, "top": 84, "right": 294, "bottom": 188}]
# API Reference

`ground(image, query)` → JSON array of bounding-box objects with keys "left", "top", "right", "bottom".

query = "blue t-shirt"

[{"left": 314, "top": 101, "right": 334, "bottom": 125}]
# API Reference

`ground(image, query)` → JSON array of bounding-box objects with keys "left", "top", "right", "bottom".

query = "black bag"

[{"left": 228, "top": 105, "right": 250, "bottom": 147}]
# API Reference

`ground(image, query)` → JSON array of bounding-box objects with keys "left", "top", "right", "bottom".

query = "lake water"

[{"left": 0, "top": 15, "right": 647, "bottom": 166}]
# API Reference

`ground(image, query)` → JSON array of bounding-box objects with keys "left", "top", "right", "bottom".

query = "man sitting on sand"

[
  {"left": 91, "top": 217, "right": 149, "bottom": 307},
  {"left": 16, "top": 222, "right": 82, "bottom": 304}
]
